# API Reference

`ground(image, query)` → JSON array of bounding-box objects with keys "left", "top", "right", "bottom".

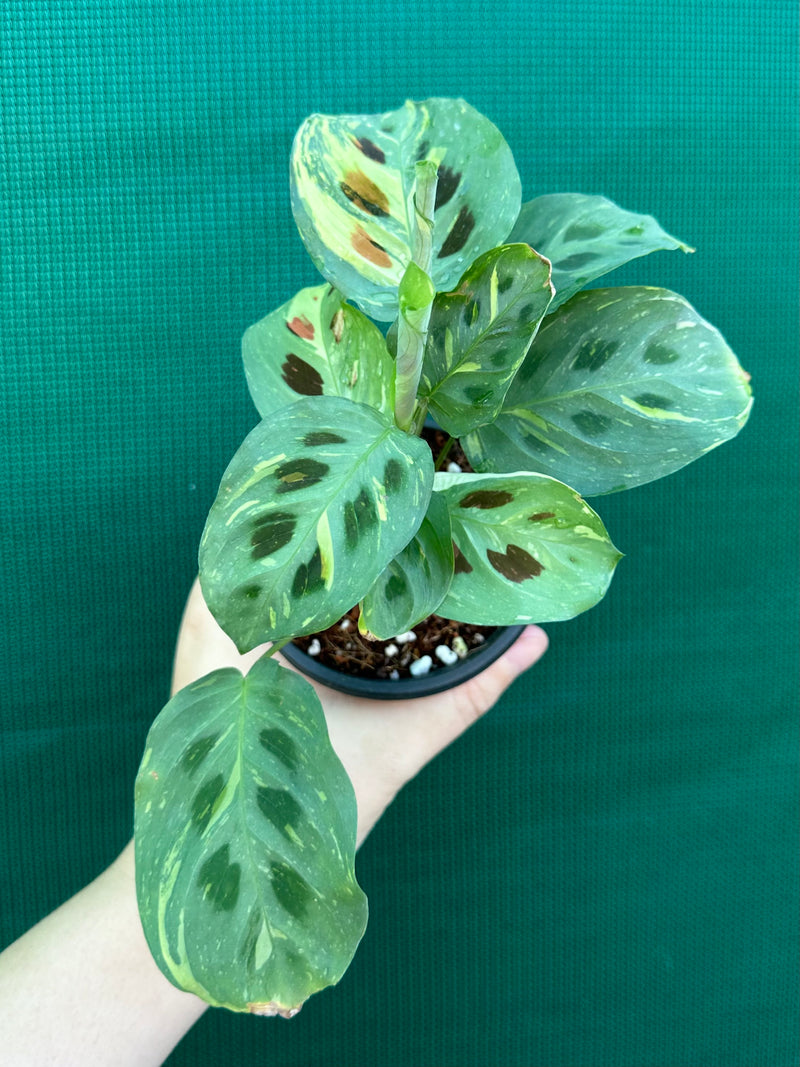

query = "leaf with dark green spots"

[
  {"left": 199, "top": 396, "right": 434, "bottom": 650},
  {"left": 508, "top": 194, "right": 693, "bottom": 311},
  {"left": 433, "top": 471, "right": 620, "bottom": 624},
  {"left": 243, "top": 284, "right": 394, "bottom": 419},
  {"left": 134, "top": 654, "right": 367, "bottom": 1016},
  {"left": 359, "top": 491, "right": 453, "bottom": 639},
  {"left": 462, "top": 287, "right": 752, "bottom": 496},
  {"left": 418, "top": 244, "right": 553, "bottom": 435},
  {"left": 290, "top": 99, "right": 521, "bottom": 321}
]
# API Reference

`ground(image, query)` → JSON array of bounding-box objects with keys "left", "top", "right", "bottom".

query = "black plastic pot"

[{"left": 279, "top": 624, "right": 525, "bottom": 700}]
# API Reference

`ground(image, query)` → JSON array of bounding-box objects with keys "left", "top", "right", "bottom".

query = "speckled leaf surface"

[
  {"left": 242, "top": 284, "right": 394, "bottom": 420},
  {"left": 418, "top": 243, "right": 554, "bottom": 436},
  {"left": 199, "top": 397, "right": 434, "bottom": 650},
  {"left": 509, "top": 194, "right": 693, "bottom": 312},
  {"left": 433, "top": 472, "right": 621, "bottom": 625},
  {"left": 290, "top": 98, "right": 521, "bottom": 321},
  {"left": 359, "top": 490, "right": 453, "bottom": 639},
  {"left": 462, "top": 287, "right": 753, "bottom": 496},
  {"left": 134, "top": 655, "right": 367, "bottom": 1016}
]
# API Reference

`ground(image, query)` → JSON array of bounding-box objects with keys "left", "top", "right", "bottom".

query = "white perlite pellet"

[
  {"left": 447, "top": 461, "right": 462, "bottom": 473},
  {"left": 339, "top": 617, "right": 352, "bottom": 631},
  {"left": 409, "top": 655, "right": 433, "bottom": 676},
  {"left": 383, "top": 643, "right": 399, "bottom": 657},
  {"left": 394, "top": 630, "right": 417, "bottom": 644},
  {"left": 435, "top": 644, "right": 459, "bottom": 666},
  {"left": 307, "top": 638, "right": 321, "bottom": 657},
  {"left": 451, "top": 635, "right": 469, "bottom": 659}
]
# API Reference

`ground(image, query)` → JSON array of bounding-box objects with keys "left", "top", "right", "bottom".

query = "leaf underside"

[
  {"left": 462, "top": 287, "right": 753, "bottom": 496},
  {"left": 509, "top": 192, "right": 693, "bottom": 312},
  {"left": 290, "top": 97, "right": 521, "bottom": 320},
  {"left": 433, "top": 471, "right": 621, "bottom": 625},
  {"left": 199, "top": 396, "right": 434, "bottom": 650},
  {"left": 134, "top": 655, "right": 367, "bottom": 1015}
]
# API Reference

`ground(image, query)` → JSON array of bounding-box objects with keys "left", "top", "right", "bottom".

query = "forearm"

[{"left": 0, "top": 841, "right": 207, "bottom": 1067}]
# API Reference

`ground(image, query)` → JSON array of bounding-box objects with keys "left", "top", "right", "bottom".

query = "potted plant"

[{"left": 134, "top": 97, "right": 751, "bottom": 1018}]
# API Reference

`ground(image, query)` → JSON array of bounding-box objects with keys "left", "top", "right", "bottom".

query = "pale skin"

[{"left": 0, "top": 579, "right": 548, "bottom": 1066}]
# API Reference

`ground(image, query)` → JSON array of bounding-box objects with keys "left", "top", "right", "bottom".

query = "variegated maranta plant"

[{"left": 134, "top": 98, "right": 752, "bottom": 1017}]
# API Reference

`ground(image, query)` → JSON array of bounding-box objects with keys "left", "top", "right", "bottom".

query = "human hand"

[{"left": 172, "top": 578, "right": 549, "bottom": 846}]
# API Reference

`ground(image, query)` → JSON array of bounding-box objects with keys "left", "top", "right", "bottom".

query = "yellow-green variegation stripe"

[
  {"left": 433, "top": 471, "right": 621, "bottom": 625},
  {"left": 462, "top": 287, "right": 753, "bottom": 496},
  {"left": 242, "top": 284, "right": 395, "bottom": 420},
  {"left": 290, "top": 98, "right": 521, "bottom": 321},
  {"left": 199, "top": 396, "right": 433, "bottom": 651},
  {"left": 359, "top": 490, "right": 453, "bottom": 640},
  {"left": 418, "top": 243, "right": 554, "bottom": 436},
  {"left": 134, "top": 655, "right": 367, "bottom": 1016},
  {"left": 509, "top": 193, "right": 693, "bottom": 312}
]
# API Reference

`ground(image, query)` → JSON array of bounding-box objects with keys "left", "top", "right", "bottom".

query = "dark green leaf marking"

[
  {"left": 343, "top": 487, "right": 378, "bottom": 550},
  {"left": 384, "top": 457, "right": 405, "bottom": 493},
  {"left": 438, "top": 205, "right": 476, "bottom": 258},
  {"left": 643, "top": 342, "right": 680, "bottom": 364},
  {"left": 291, "top": 546, "right": 324, "bottom": 598},
  {"left": 275, "top": 458, "right": 329, "bottom": 493},
  {"left": 180, "top": 734, "right": 219, "bottom": 777},
  {"left": 571, "top": 410, "right": 613, "bottom": 437},
  {"left": 270, "top": 860, "right": 313, "bottom": 920},
  {"left": 529, "top": 511, "right": 556, "bottom": 522},
  {"left": 555, "top": 251, "right": 599, "bottom": 270},
  {"left": 251, "top": 511, "right": 297, "bottom": 560},
  {"left": 573, "top": 339, "right": 620, "bottom": 372},
  {"left": 435, "top": 164, "right": 461, "bottom": 209},
  {"left": 564, "top": 220, "right": 607, "bottom": 241},
  {"left": 303, "top": 431, "right": 346, "bottom": 446},
  {"left": 385, "top": 574, "right": 407, "bottom": 601},
  {"left": 634, "top": 392, "right": 673, "bottom": 409},
  {"left": 487, "top": 544, "right": 544, "bottom": 582},
  {"left": 198, "top": 844, "right": 241, "bottom": 913},
  {"left": 240, "top": 907, "right": 266, "bottom": 973},
  {"left": 191, "top": 773, "right": 227, "bottom": 834},
  {"left": 256, "top": 787, "right": 304, "bottom": 842},
  {"left": 281, "top": 353, "right": 324, "bottom": 396},
  {"left": 498, "top": 274, "right": 514, "bottom": 294},
  {"left": 459, "top": 489, "right": 514, "bottom": 509},
  {"left": 259, "top": 727, "right": 301, "bottom": 772}
]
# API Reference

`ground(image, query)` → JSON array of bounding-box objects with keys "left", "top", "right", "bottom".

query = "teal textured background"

[{"left": 1, "top": 3, "right": 797, "bottom": 1065}]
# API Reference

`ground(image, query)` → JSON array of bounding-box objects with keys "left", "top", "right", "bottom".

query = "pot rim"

[{"left": 278, "top": 624, "right": 526, "bottom": 700}]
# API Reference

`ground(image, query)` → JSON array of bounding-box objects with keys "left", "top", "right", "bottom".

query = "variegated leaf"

[
  {"left": 134, "top": 654, "right": 367, "bottom": 1016},
  {"left": 290, "top": 98, "right": 521, "bottom": 321},
  {"left": 242, "top": 284, "right": 394, "bottom": 420},
  {"left": 433, "top": 471, "right": 621, "bottom": 625},
  {"left": 418, "top": 244, "right": 554, "bottom": 436},
  {"left": 359, "top": 490, "right": 453, "bottom": 640},
  {"left": 462, "top": 287, "right": 753, "bottom": 496},
  {"left": 199, "top": 396, "right": 434, "bottom": 650},
  {"left": 509, "top": 194, "right": 693, "bottom": 311}
]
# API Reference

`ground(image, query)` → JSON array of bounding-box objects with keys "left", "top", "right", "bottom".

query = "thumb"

[{"left": 429, "top": 624, "right": 549, "bottom": 745}]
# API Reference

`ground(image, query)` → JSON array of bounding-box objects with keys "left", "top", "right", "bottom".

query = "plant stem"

[
  {"left": 394, "top": 160, "right": 438, "bottom": 433},
  {"left": 434, "top": 435, "right": 456, "bottom": 471}
]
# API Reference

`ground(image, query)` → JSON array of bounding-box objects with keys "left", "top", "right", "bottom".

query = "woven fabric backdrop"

[{"left": 2, "top": 3, "right": 797, "bottom": 1065}]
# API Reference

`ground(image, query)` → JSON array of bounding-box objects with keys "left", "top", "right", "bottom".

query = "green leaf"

[
  {"left": 134, "top": 655, "right": 367, "bottom": 1016},
  {"left": 242, "top": 284, "right": 394, "bottom": 419},
  {"left": 433, "top": 471, "right": 621, "bottom": 625},
  {"left": 418, "top": 244, "right": 554, "bottom": 436},
  {"left": 359, "top": 490, "right": 454, "bottom": 639},
  {"left": 462, "top": 287, "right": 753, "bottom": 496},
  {"left": 509, "top": 194, "right": 693, "bottom": 311},
  {"left": 290, "top": 98, "right": 521, "bottom": 321},
  {"left": 199, "top": 396, "right": 434, "bottom": 650}
]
